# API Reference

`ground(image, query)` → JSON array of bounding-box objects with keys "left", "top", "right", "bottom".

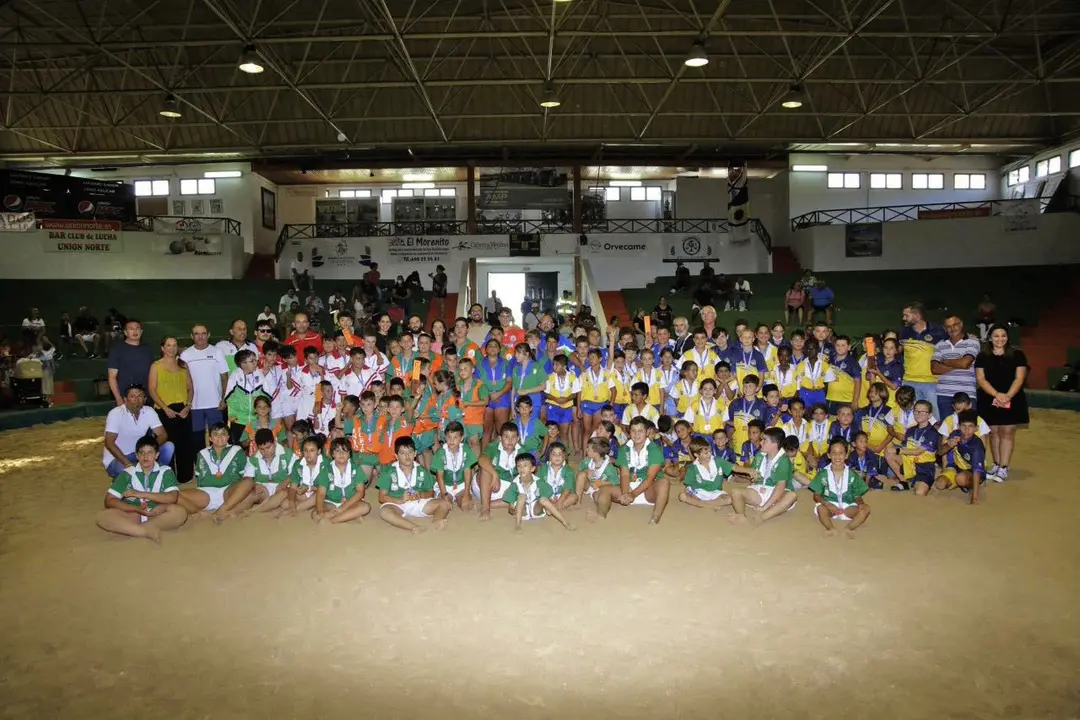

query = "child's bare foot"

[
  {"left": 842, "top": 528, "right": 857, "bottom": 540},
  {"left": 728, "top": 514, "right": 747, "bottom": 525},
  {"left": 586, "top": 510, "right": 600, "bottom": 523},
  {"left": 143, "top": 528, "right": 162, "bottom": 544},
  {"left": 565, "top": 523, "right": 578, "bottom": 532},
  {"left": 191, "top": 510, "right": 212, "bottom": 521},
  {"left": 647, "top": 515, "right": 661, "bottom": 525},
  {"left": 410, "top": 525, "right": 426, "bottom": 535},
  {"left": 478, "top": 510, "right": 490, "bottom": 522},
  {"left": 823, "top": 528, "right": 836, "bottom": 538},
  {"left": 514, "top": 523, "right": 524, "bottom": 535},
  {"left": 432, "top": 519, "right": 448, "bottom": 531}
]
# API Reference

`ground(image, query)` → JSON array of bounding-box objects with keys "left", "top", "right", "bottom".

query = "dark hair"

[
  {"left": 958, "top": 409, "right": 980, "bottom": 426},
  {"left": 782, "top": 435, "right": 801, "bottom": 452},
  {"left": 514, "top": 452, "right": 537, "bottom": 468},
  {"left": 208, "top": 421, "right": 229, "bottom": 435},
  {"left": 828, "top": 436, "right": 849, "bottom": 453},
  {"left": 329, "top": 437, "right": 352, "bottom": 456},
  {"left": 444, "top": 420, "right": 464, "bottom": 436},
  {"left": 394, "top": 436, "right": 416, "bottom": 453},
  {"left": 762, "top": 427, "right": 786, "bottom": 447},
  {"left": 980, "top": 323, "right": 1016, "bottom": 357},
  {"left": 234, "top": 349, "right": 256, "bottom": 366},
  {"left": 135, "top": 436, "right": 159, "bottom": 454},
  {"left": 747, "top": 419, "right": 766, "bottom": 433},
  {"left": 254, "top": 428, "right": 276, "bottom": 446}
]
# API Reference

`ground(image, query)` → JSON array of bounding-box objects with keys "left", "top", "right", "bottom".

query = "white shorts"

[
  {"left": 272, "top": 395, "right": 300, "bottom": 419},
  {"left": 813, "top": 501, "right": 856, "bottom": 519},
  {"left": 471, "top": 477, "right": 511, "bottom": 501},
  {"left": 257, "top": 481, "right": 279, "bottom": 497},
  {"left": 686, "top": 487, "right": 726, "bottom": 502},
  {"left": 382, "top": 499, "right": 430, "bottom": 519},
  {"left": 324, "top": 498, "right": 343, "bottom": 509},
  {"left": 78, "top": 333, "right": 97, "bottom": 342},
  {"left": 199, "top": 485, "right": 227, "bottom": 511},
  {"left": 436, "top": 482, "right": 467, "bottom": 499},
  {"left": 749, "top": 484, "right": 797, "bottom": 512},
  {"left": 628, "top": 480, "right": 654, "bottom": 506}
]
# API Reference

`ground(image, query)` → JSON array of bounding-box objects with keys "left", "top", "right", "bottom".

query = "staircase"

[
  {"left": 1022, "top": 278, "right": 1080, "bottom": 389},
  {"left": 245, "top": 253, "right": 277, "bottom": 280},
  {"left": 772, "top": 246, "right": 802, "bottom": 274},
  {"left": 598, "top": 291, "right": 631, "bottom": 327}
]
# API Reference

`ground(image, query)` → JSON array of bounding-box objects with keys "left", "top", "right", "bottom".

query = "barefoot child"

[
  {"left": 783, "top": 434, "right": 812, "bottom": 489},
  {"left": 504, "top": 453, "right": 577, "bottom": 532},
  {"left": 809, "top": 437, "right": 871, "bottom": 537},
  {"left": 178, "top": 422, "right": 253, "bottom": 522},
  {"left": 679, "top": 436, "right": 734, "bottom": 510},
  {"left": 596, "top": 417, "right": 670, "bottom": 524},
  {"left": 239, "top": 396, "right": 287, "bottom": 455},
  {"left": 514, "top": 396, "right": 547, "bottom": 456},
  {"left": 684, "top": 378, "right": 725, "bottom": 436},
  {"left": 475, "top": 422, "right": 522, "bottom": 520},
  {"left": 376, "top": 437, "right": 451, "bottom": 533},
  {"left": 313, "top": 437, "right": 372, "bottom": 524},
  {"left": 96, "top": 437, "right": 187, "bottom": 542},
  {"left": 662, "top": 418, "right": 695, "bottom": 481},
  {"left": 544, "top": 354, "right": 580, "bottom": 453},
  {"left": 739, "top": 419, "right": 765, "bottom": 467},
  {"left": 282, "top": 436, "right": 324, "bottom": 516},
  {"left": 728, "top": 427, "right": 797, "bottom": 524},
  {"left": 245, "top": 428, "right": 297, "bottom": 514},
  {"left": 725, "top": 375, "right": 766, "bottom": 452},
  {"left": 575, "top": 436, "right": 620, "bottom": 502},
  {"left": 431, "top": 421, "right": 477, "bottom": 510},
  {"left": 621, "top": 381, "right": 660, "bottom": 432},
  {"left": 934, "top": 409, "right": 986, "bottom": 504},
  {"left": 884, "top": 399, "right": 940, "bottom": 494},
  {"left": 539, "top": 442, "right": 578, "bottom": 511},
  {"left": 847, "top": 431, "right": 887, "bottom": 490}
]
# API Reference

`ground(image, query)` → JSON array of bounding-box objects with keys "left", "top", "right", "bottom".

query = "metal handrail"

[{"left": 788, "top": 197, "right": 1074, "bottom": 232}]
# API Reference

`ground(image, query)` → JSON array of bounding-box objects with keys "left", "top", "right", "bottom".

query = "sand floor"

[{"left": 1, "top": 411, "right": 1079, "bottom": 719}]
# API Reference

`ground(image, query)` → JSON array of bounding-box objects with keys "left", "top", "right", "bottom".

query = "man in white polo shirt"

[
  {"left": 215, "top": 319, "right": 258, "bottom": 373},
  {"left": 180, "top": 324, "right": 229, "bottom": 455},
  {"left": 931, "top": 315, "right": 981, "bottom": 420},
  {"left": 103, "top": 384, "right": 173, "bottom": 478}
]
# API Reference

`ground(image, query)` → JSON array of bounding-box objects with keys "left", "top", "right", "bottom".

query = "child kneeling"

[{"left": 808, "top": 437, "right": 871, "bottom": 538}]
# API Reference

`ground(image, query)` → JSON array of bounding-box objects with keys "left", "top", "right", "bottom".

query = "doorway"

[{"left": 488, "top": 272, "right": 525, "bottom": 324}]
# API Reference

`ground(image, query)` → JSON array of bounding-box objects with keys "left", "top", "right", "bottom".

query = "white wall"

[
  {"left": 0, "top": 230, "right": 246, "bottom": 279},
  {"left": 674, "top": 175, "right": 789, "bottom": 248},
  {"left": 788, "top": 212, "right": 1080, "bottom": 272},
  {"left": 788, "top": 153, "right": 1002, "bottom": 222},
  {"left": 583, "top": 233, "right": 771, "bottom": 290},
  {"left": 62, "top": 162, "right": 274, "bottom": 255},
  {"left": 999, "top": 142, "right": 1078, "bottom": 199}
]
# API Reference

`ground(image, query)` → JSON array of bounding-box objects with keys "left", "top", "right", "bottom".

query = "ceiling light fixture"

[
  {"left": 402, "top": 182, "right": 436, "bottom": 189},
  {"left": 684, "top": 40, "right": 709, "bottom": 68},
  {"left": 791, "top": 165, "right": 828, "bottom": 172},
  {"left": 204, "top": 170, "right": 242, "bottom": 178},
  {"left": 238, "top": 46, "right": 264, "bottom": 74},
  {"left": 159, "top": 95, "right": 182, "bottom": 118},
  {"left": 781, "top": 84, "right": 805, "bottom": 109},
  {"left": 539, "top": 82, "right": 561, "bottom": 108}
]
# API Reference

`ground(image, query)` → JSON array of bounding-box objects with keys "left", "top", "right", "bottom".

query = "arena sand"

[{"left": 1, "top": 411, "right": 1079, "bottom": 720}]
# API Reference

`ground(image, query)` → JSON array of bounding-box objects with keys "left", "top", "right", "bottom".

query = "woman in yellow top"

[{"left": 148, "top": 336, "right": 194, "bottom": 482}]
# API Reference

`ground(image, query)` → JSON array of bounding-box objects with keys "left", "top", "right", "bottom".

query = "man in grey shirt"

[{"left": 106, "top": 319, "right": 153, "bottom": 405}]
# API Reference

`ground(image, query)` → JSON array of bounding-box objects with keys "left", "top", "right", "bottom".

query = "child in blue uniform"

[
  {"left": 934, "top": 409, "right": 986, "bottom": 504},
  {"left": 884, "top": 400, "right": 940, "bottom": 494},
  {"left": 847, "top": 431, "right": 887, "bottom": 490}
]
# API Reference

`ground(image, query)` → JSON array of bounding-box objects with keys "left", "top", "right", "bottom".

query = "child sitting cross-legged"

[
  {"left": 678, "top": 436, "right": 734, "bottom": 511},
  {"left": 503, "top": 452, "right": 577, "bottom": 533},
  {"left": 808, "top": 437, "right": 872, "bottom": 539}
]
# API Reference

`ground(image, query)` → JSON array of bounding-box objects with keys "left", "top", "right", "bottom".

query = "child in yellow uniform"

[
  {"left": 543, "top": 354, "right": 581, "bottom": 455},
  {"left": 724, "top": 374, "right": 767, "bottom": 451},
  {"left": 780, "top": 397, "right": 810, "bottom": 455},
  {"left": 578, "top": 347, "right": 612, "bottom": 452},
  {"left": 608, "top": 350, "right": 634, "bottom": 417},
  {"left": 680, "top": 329, "right": 719, "bottom": 380},
  {"left": 634, "top": 348, "right": 665, "bottom": 411},
  {"left": 769, "top": 346, "right": 800, "bottom": 407},
  {"left": 754, "top": 324, "right": 779, "bottom": 371},
  {"left": 670, "top": 361, "right": 700, "bottom": 415},
  {"left": 806, "top": 403, "right": 832, "bottom": 468},
  {"left": 824, "top": 335, "right": 862, "bottom": 415},
  {"left": 713, "top": 360, "right": 740, "bottom": 408},
  {"left": 682, "top": 378, "right": 725, "bottom": 436},
  {"left": 621, "top": 382, "right": 661, "bottom": 432},
  {"left": 796, "top": 338, "right": 830, "bottom": 410},
  {"left": 856, "top": 382, "right": 894, "bottom": 455}
]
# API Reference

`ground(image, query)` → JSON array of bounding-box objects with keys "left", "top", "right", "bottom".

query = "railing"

[
  {"left": 788, "top": 197, "right": 1077, "bottom": 232},
  {"left": 142, "top": 215, "right": 243, "bottom": 236}
]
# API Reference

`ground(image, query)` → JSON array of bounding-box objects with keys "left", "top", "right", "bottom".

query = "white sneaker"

[
  {"left": 986, "top": 463, "right": 1000, "bottom": 478},
  {"left": 992, "top": 467, "right": 1008, "bottom": 483}
]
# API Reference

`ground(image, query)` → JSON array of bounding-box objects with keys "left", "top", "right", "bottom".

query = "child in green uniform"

[
  {"left": 729, "top": 427, "right": 797, "bottom": 525},
  {"left": 96, "top": 437, "right": 187, "bottom": 543},
  {"left": 178, "top": 422, "right": 254, "bottom": 523},
  {"left": 538, "top": 442, "right": 577, "bottom": 511},
  {"left": 575, "top": 436, "right": 621, "bottom": 502},
  {"left": 679, "top": 436, "right": 735, "bottom": 510},
  {"left": 245, "top": 427, "right": 297, "bottom": 514},
  {"left": 595, "top": 416, "right": 670, "bottom": 525},
  {"left": 809, "top": 436, "right": 871, "bottom": 537},
  {"left": 281, "top": 436, "right": 326, "bottom": 517},
  {"left": 225, "top": 349, "right": 268, "bottom": 444},
  {"left": 313, "top": 437, "right": 372, "bottom": 524},
  {"left": 376, "top": 437, "right": 451, "bottom": 533},
  {"left": 514, "top": 396, "right": 547, "bottom": 455},
  {"left": 430, "top": 421, "right": 478, "bottom": 510},
  {"left": 475, "top": 422, "right": 522, "bottom": 521},
  {"left": 504, "top": 453, "right": 577, "bottom": 533}
]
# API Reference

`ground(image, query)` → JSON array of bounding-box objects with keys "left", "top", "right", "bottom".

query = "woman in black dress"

[{"left": 974, "top": 324, "right": 1029, "bottom": 483}]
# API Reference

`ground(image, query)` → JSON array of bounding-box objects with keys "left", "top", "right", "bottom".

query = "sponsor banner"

[
  {"left": 41, "top": 218, "right": 123, "bottom": 252},
  {"left": 663, "top": 234, "right": 721, "bottom": 262},
  {"left": 0, "top": 211, "right": 36, "bottom": 232},
  {"left": 844, "top": 222, "right": 883, "bottom": 258},
  {"left": 156, "top": 217, "right": 226, "bottom": 235},
  {"left": 159, "top": 234, "right": 223, "bottom": 256},
  {"left": 509, "top": 233, "right": 541, "bottom": 257},
  {"left": 1000, "top": 200, "right": 1039, "bottom": 233},
  {"left": 1, "top": 169, "right": 69, "bottom": 217},
  {"left": 70, "top": 176, "right": 136, "bottom": 222},
  {"left": 479, "top": 186, "right": 570, "bottom": 210},
  {"left": 386, "top": 235, "right": 454, "bottom": 264},
  {"left": 581, "top": 234, "right": 651, "bottom": 257},
  {"left": 917, "top": 207, "right": 991, "bottom": 220},
  {"left": 727, "top": 162, "right": 751, "bottom": 244}
]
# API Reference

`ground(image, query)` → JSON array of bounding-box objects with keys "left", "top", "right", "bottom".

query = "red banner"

[
  {"left": 39, "top": 218, "right": 122, "bottom": 231},
  {"left": 916, "top": 207, "right": 991, "bottom": 220}
]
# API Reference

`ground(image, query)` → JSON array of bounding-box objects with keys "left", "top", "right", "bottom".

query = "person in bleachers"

[
  {"left": 651, "top": 296, "right": 674, "bottom": 329},
  {"left": 256, "top": 305, "right": 277, "bottom": 329},
  {"left": 699, "top": 260, "right": 716, "bottom": 286},
  {"left": 485, "top": 290, "right": 503, "bottom": 325},
  {"left": 730, "top": 277, "right": 752, "bottom": 312},
  {"left": 692, "top": 280, "right": 714, "bottom": 319},
  {"left": 670, "top": 261, "right": 690, "bottom": 294},
  {"left": 304, "top": 289, "right": 324, "bottom": 318},
  {"left": 277, "top": 288, "right": 299, "bottom": 316},
  {"left": 808, "top": 279, "right": 836, "bottom": 325},
  {"left": 103, "top": 307, "right": 126, "bottom": 345},
  {"left": 523, "top": 301, "right": 541, "bottom": 331},
  {"left": 290, "top": 251, "right": 313, "bottom": 292},
  {"left": 57, "top": 312, "right": 74, "bottom": 359},
  {"left": 784, "top": 281, "right": 806, "bottom": 325},
  {"left": 279, "top": 301, "right": 299, "bottom": 337}
]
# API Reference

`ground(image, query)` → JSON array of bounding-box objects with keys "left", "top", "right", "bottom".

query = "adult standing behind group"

[
  {"left": 931, "top": 316, "right": 980, "bottom": 420},
  {"left": 179, "top": 325, "right": 228, "bottom": 464},
  {"left": 284, "top": 311, "right": 322, "bottom": 358},
  {"left": 975, "top": 325, "right": 1029, "bottom": 483},
  {"left": 148, "top": 337, "right": 195, "bottom": 482},
  {"left": 107, "top": 319, "right": 154, "bottom": 406},
  {"left": 900, "top": 303, "right": 947, "bottom": 406},
  {"left": 215, "top": 319, "right": 258, "bottom": 373}
]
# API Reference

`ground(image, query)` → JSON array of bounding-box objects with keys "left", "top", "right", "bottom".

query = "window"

[
  {"left": 591, "top": 186, "right": 620, "bottom": 201},
  {"left": 1048, "top": 156, "right": 1061, "bottom": 174},
  {"left": 630, "top": 187, "right": 646, "bottom": 201},
  {"left": 179, "top": 178, "right": 215, "bottom": 195},
  {"left": 339, "top": 189, "right": 371, "bottom": 198},
  {"left": 1036, "top": 160, "right": 1048, "bottom": 177},
  {"left": 134, "top": 179, "right": 170, "bottom": 197},
  {"left": 1007, "top": 169, "right": 1020, "bottom": 186},
  {"left": 1070, "top": 149, "right": 1080, "bottom": 169},
  {"left": 1018, "top": 166, "right": 1029, "bottom": 183},
  {"left": 827, "top": 172, "right": 860, "bottom": 189},
  {"left": 398, "top": 188, "right": 414, "bottom": 197},
  {"left": 439, "top": 188, "right": 456, "bottom": 197},
  {"left": 911, "top": 173, "right": 944, "bottom": 190},
  {"left": 380, "top": 189, "right": 397, "bottom": 203},
  {"left": 869, "top": 173, "right": 902, "bottom": 189},
  {"left": 646, "top": 186, "right": 661, "bottom": 201},
  {"left": 424, "top": 189, "right": 440, "bottom": 197},
  {"left": 953, "top": 173, "right": 986, "bottom": 190}
]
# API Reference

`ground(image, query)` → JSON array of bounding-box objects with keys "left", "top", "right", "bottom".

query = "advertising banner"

[
  {"left": 156, "top": 217, "right": 226, "bottom": 235},
  {"left": 917, "top": 207, "right": 991, "bottom": 220},
  {"left": 1, "top": 170, "right": 70, "bottom": 217},
  {"left": 580, "top": 235, "right": 651, "bottom": 257},
  {"left": 844, "top": 222, "right": 883, "bottom": 257},
  {"left": 69, "top": 176, "right": 136, "bottom": 222},
  {"left": 0, "top": 211, "right": 36, "bottom": 232},
  {"left": 41, "top": 218, "right": 122, "bottom": 253},
  {"left": 480, "top": 167, "right": 570, "bottom": 210},
  {"left": 662, "top": 234, "right": 721, "bottom": 262}
]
